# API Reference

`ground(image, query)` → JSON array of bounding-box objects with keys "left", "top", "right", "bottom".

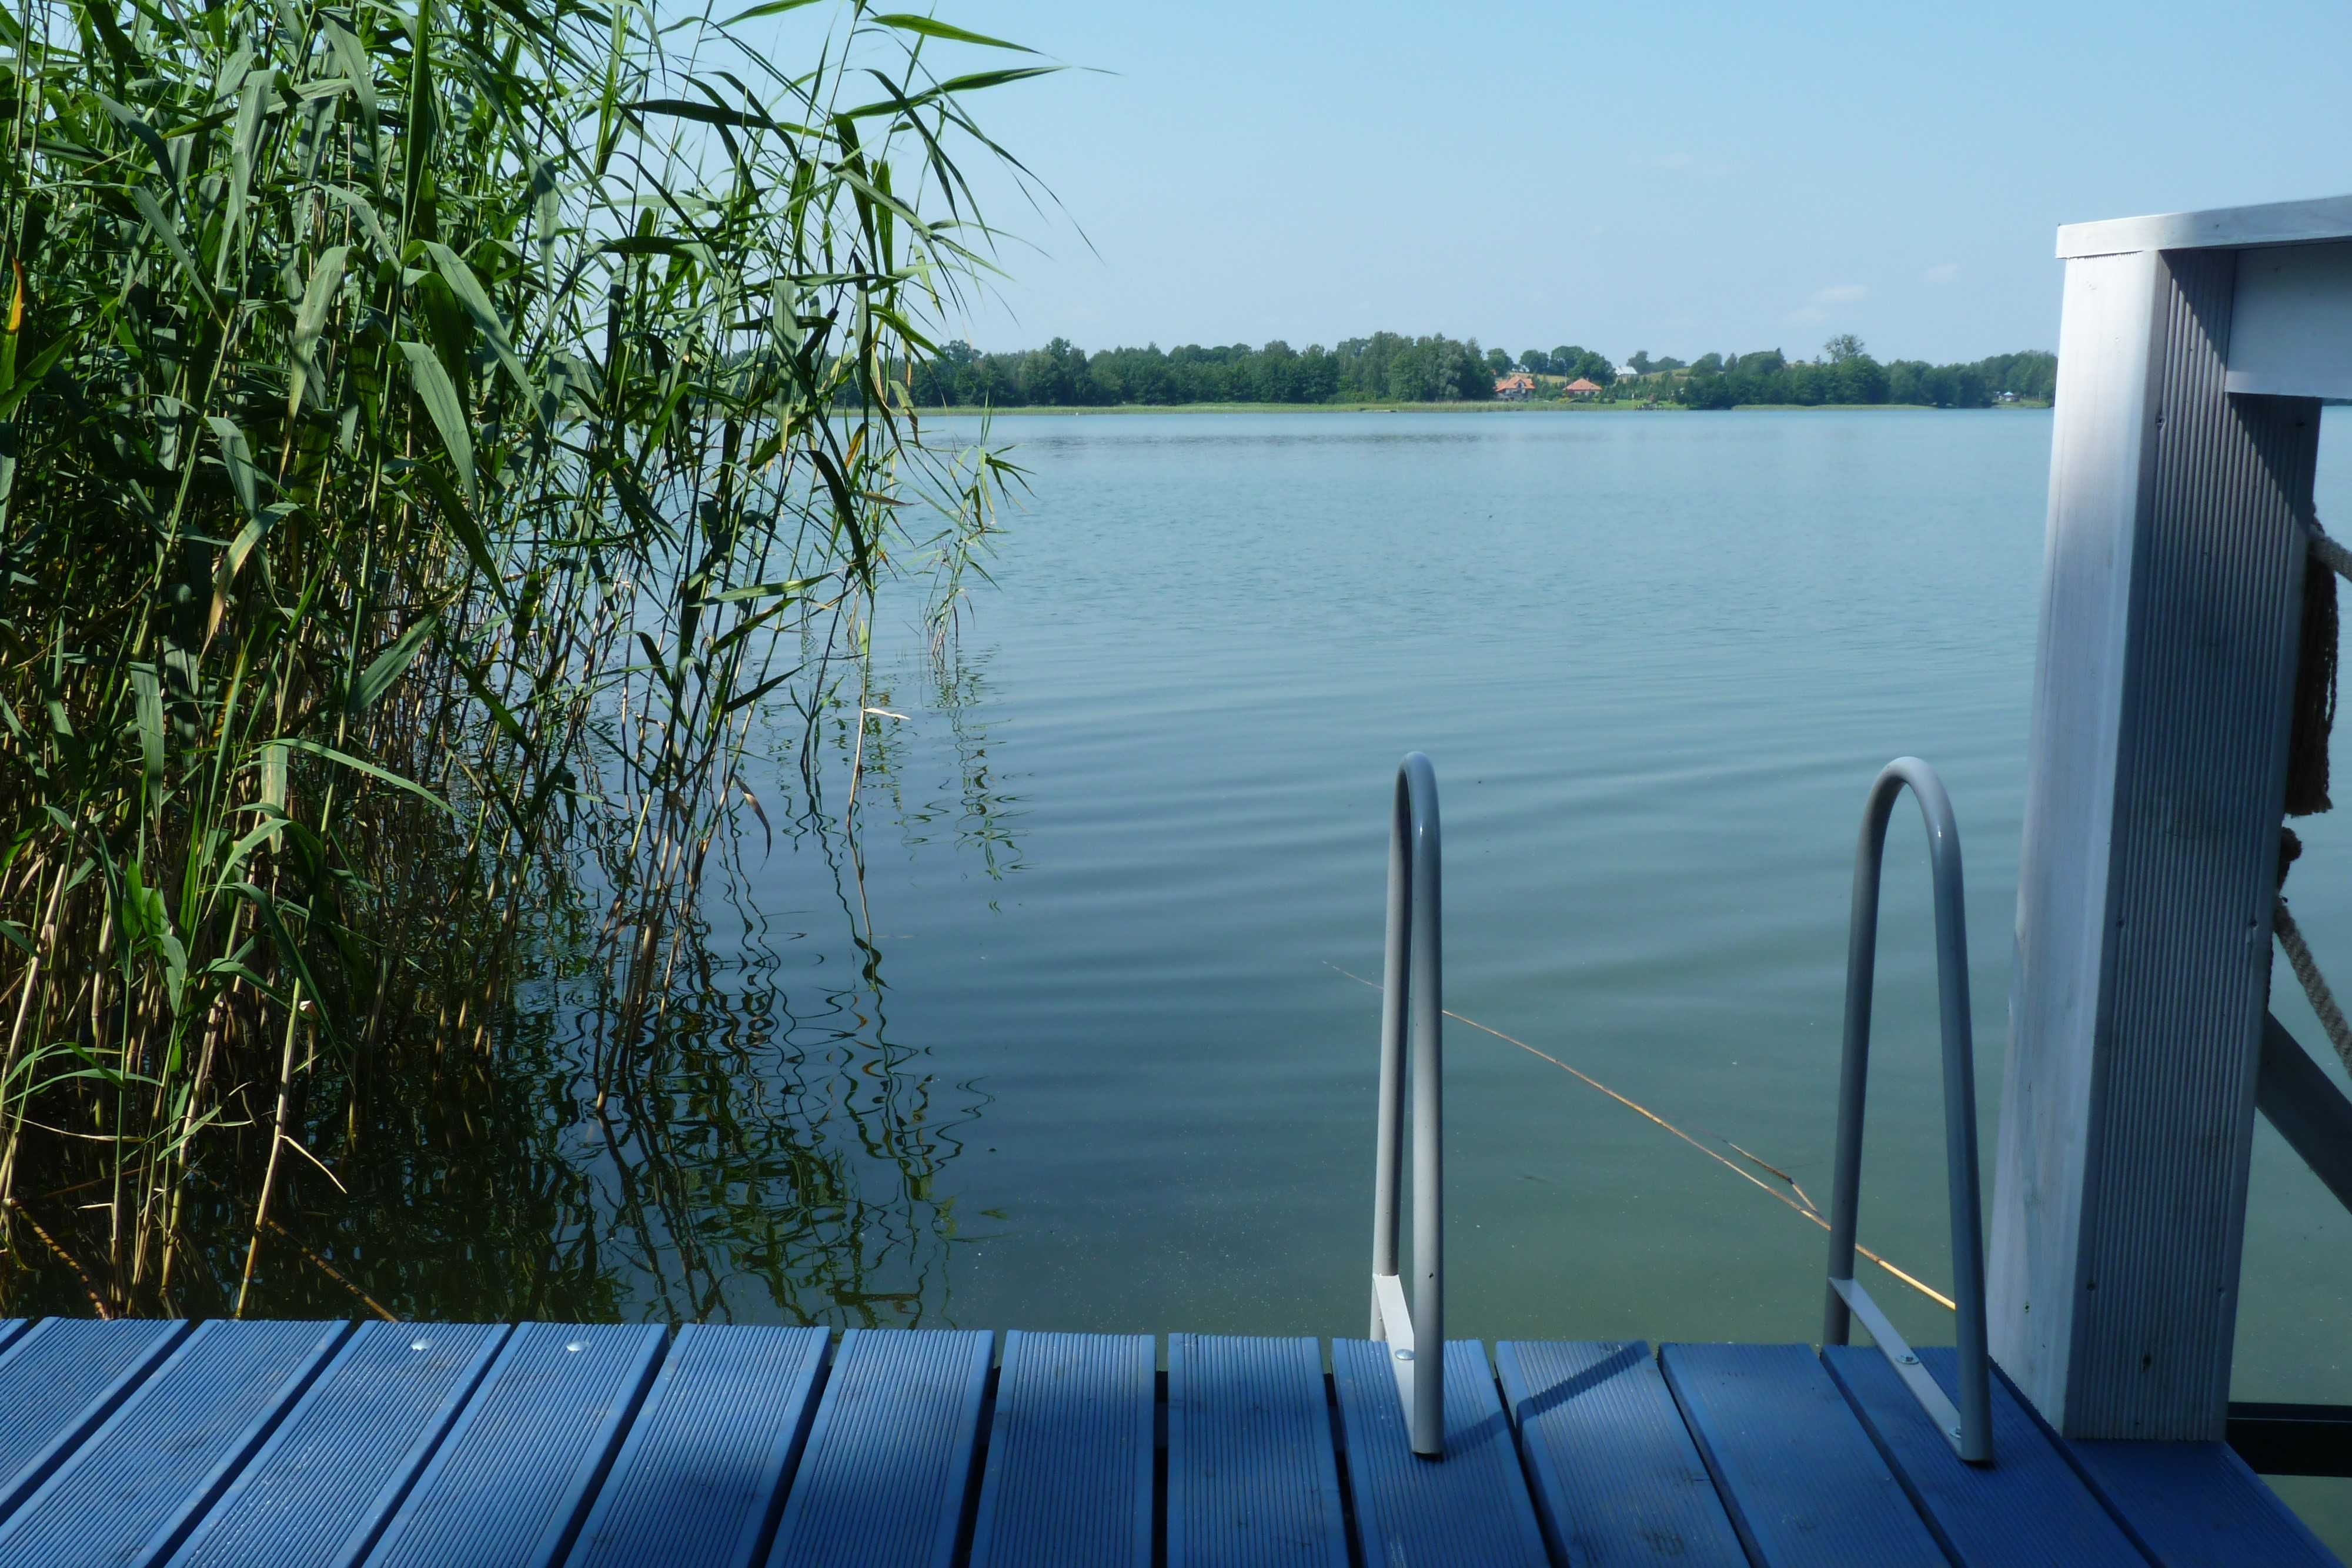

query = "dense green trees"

[
  {"left": 908, "top": 335, "right": 2058, "bottom": 410},
  {"left": 1678, "top": 342, "right": 2056, "bottom": 409},
  {"left": 1515, "top": 345, "right": 1617, "bottom": 383},
  {"left": 913, "top": 332, "right": 1498, "bottom": 406},
  {"left": 1969, "top": 351, "right": 2062, "bottom": 401}
]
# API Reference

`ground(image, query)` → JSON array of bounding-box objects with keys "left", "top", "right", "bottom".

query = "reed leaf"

[{"left": 0, "top": 0, "right": 1045, "bottom": 1315}]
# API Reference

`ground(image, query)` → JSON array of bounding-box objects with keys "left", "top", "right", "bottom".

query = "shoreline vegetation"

[
  {"left": 914, "top": 399, "right": 2054, "bottom": 417},
  {"left": 0, "top": 0, "right": 1040, "bottom": 1318},
  {"left": 905, "top": 336, "right": 2058, "bottom": 413}
]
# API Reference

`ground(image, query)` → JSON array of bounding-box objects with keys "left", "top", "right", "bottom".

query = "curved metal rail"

[
  {"left": 1370, "top": 752, "right": 1444, "bottom": 1457},
  {"left": 1823, "top": 756, "right": 1993, "bottom": 1465}
]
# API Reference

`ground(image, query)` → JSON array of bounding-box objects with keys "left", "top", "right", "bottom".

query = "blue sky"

[{"left": 799, "top": 2, "right": 2352, "bottom": 365}]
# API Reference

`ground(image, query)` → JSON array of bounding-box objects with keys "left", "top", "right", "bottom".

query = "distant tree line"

[
  {"left": 911, "top": 333, "right": 1497, "bottom": 407},
  {"left": 906, "top": 332, "right": 2057, "bottom": 410},
  {"left": 1681, "top": 339, "right": 2056, "bottom": 409}
]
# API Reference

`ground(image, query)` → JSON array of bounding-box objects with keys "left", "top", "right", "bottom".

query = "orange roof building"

[{"left": 1563, "top": 377, "right": 1605, "bottom": 397}]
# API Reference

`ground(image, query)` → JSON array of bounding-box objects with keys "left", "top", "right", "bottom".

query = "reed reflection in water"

[{"left": 5, "top": 646, "right": 1018, "bottom": 1329}]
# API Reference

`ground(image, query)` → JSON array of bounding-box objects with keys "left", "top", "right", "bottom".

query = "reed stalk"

[{"left": 0, "top": 0, "right": 1040, "bottom": 1315}]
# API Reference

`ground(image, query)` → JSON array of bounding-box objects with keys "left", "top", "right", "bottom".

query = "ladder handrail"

[
  {"left": 1371, "top": 751, "right": 1444, "bottom": 1457},
  {"left": 1823, "top": 756, "right": 1993, "bottom": 1465}
]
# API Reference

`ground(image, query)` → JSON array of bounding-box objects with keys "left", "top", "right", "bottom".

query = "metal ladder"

[
  {"left": 1362, "top": 751, "right": 1992, "bottom": 1465},
  {"left": 1369, "top": 752, "right": 1445, "bottom": 1457},
  {"left": 1823, "top": 757, "right": 1994, "bottom": 1465}
]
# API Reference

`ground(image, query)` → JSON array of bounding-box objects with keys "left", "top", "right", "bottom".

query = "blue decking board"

[
  {"left": 1, "top": 1318, "right": 2335, "bottom": 1567},
  {"left": 1495, "top": 1339, "right": 1746, "bottom": 1566},
  {"left": 564, "top": 1323, "right": 829, "bottom": 1568},
  {"left": 1328, "top": 1337, "right": 1550, "bottom": 1568},
  {"left": 1820, "top": 1345, "right": 2144, "bottom": 1567},
  {"left": 764, "top": 1328, "right": 994, "bottom": 1568},
  {"left": 163, "top": 1319, "right": 510, "bottom": 1568},
  {"left": 968, "top": 1331, "right": 1155, "bottom": 1568},
  {"left": 0, "top": 1316, "right": 188, "bottom": 1525},
  {"left": 0, "top": 1317, "right": 348, "bottom": 1567},
  {"left": 2064, "top": 1434, "right": 2341, "bottom": 1567},
  {"left": 1165, "top": 1334, "right": 1348, "bottom": 1568},
  {"left": 1661, "top": 1341, "right": 1946, "bottom": 1566},
  {"left": 362, "top": 1322, "right": 667, "bottom": 1568}
]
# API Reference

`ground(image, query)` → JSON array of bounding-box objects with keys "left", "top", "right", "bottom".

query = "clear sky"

[{"left": 857, "top": 1, "right": 2352, "bottom": 365}]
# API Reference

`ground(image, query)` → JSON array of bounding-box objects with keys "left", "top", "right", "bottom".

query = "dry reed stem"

[
  {"left": 4, "top": 1200, "right": 112, "bottom": 1318},
  {"left": 1325, "top": 963, "right": 1958, "bottom": 1312},
  {"left": 234, "top": 992, "right": 305, "bottom": 1318},
  {"left": 262, "top": 1219, "right": 397, "bottom": 1323}
]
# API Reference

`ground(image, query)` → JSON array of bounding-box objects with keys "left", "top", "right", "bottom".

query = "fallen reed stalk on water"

[{"left": 1325, "top": 963, "right": 1957, "bottom": 1312}]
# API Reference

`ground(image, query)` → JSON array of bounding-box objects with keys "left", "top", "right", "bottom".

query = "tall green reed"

[{"left": 0, "top": 0, "right": 1040, "bottom": 1315}]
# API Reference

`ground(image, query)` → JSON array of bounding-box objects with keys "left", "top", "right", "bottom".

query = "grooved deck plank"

[
  {"left": 1165, "top": 1335, "right": 1347, "bottom": 1568},
  {"left": 163, "top": 1320, "right": 509, "bottom": 1568},
  {"left": 2065, "top": 1435, "right": 2343, "bottom": 1567},
  {"left": 564, "top": 1324, "right": 828, "bottom": 1568},
  {"left": 764, "top": 1329, "right": 993, "bottom": 1568},
  {"left": 1329, "top": 1338, "right": 1549, "bottom": 1568},
  {"left": 0, "top": 1318, "right": 186, "bottom": 1526},
  {"left": 1496, "top": 1340, "right": 1746, "bottom": 1566},
  {"left": 0, "top": 1318, "right": 346, "bottom": 1567},
  {"left": 1661, "top": 1342, "right": 1944, "bottom": 1566},
  {"left": 362, "top": 1322, "right": 666, "bottom": 1568},
  {"left": 5, "top": 1320, "right": 2330, "bottom": 1567},
  {"left": 968, "top": 1332, "right": 1154, "bottom": 1568},
  {"left": 1822, "top": 1346, "right": 2143, "bottom": 1566}
]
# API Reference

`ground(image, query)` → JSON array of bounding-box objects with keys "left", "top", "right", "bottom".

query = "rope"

[
  {"left": 2278, "top": 898, "right": 2352, "bottom": 1078},
  {"left": 2313, "top": 521, "right": 2352, "bottom": 585}
]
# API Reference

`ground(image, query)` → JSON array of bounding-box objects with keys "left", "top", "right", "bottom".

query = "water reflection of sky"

[{"left": 122, "top": 414, "right": 2352, "bottom": 1469}]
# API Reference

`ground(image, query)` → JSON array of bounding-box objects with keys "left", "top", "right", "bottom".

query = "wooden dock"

[{"left": 0, "top": 1316, "right": 2331, "bottom": 1567}]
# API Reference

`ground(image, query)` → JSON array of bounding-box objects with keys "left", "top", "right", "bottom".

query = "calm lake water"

[
  {"left": 733, "top": 406, "right": 2352, "bottom": 1544},
  {"left": 218, "top": 406, "right": 2352, "bottom": 1540}
]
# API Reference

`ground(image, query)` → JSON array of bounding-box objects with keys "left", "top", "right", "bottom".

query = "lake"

[
  {"left": 744, "top": 405, "right": 2352, "bottom": 1542},
  {"left": 310, "top": 407, "right": 2352, "bottom": 1539}
]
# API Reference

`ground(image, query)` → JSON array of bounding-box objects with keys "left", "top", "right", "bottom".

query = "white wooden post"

[{"left": 1990, "top": 196, "right": 2351, "bottom": 1440}]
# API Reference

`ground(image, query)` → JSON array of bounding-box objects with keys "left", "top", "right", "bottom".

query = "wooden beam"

[
  {"left": 2255, "top": 1012, "right": 2352, "bottom": 1216},
  {"left": 2226, "top": 242, "right": 2352, "bottom": 403},
  {"left": 1988, "top": 243, "right": 2324, "bottom": 1440},
  {"left": 2228, "top": 1402, "right": 2352, "bottom": 1477},
  {"left": 2057, "top": 193, "right": 2352, "bottom": 259}
]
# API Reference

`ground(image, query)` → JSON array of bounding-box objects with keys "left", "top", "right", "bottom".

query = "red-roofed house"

[
  {"left": 1563, "top": 377, "right": 1605, "bottom": 399},
  {"left": 1494, "top": 373, "right": 1536, "bottom": 400}
]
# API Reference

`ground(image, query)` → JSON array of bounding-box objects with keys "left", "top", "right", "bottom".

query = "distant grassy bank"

[
  {"left": 1720, "top": 399, "right": 2052, "bottom": 412},
  {"left": 913, "top": 399, "right": 2052, "bottom": 417},
  {"left": 915, "top": 400, "right": 1668, "bottom": 416}
]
